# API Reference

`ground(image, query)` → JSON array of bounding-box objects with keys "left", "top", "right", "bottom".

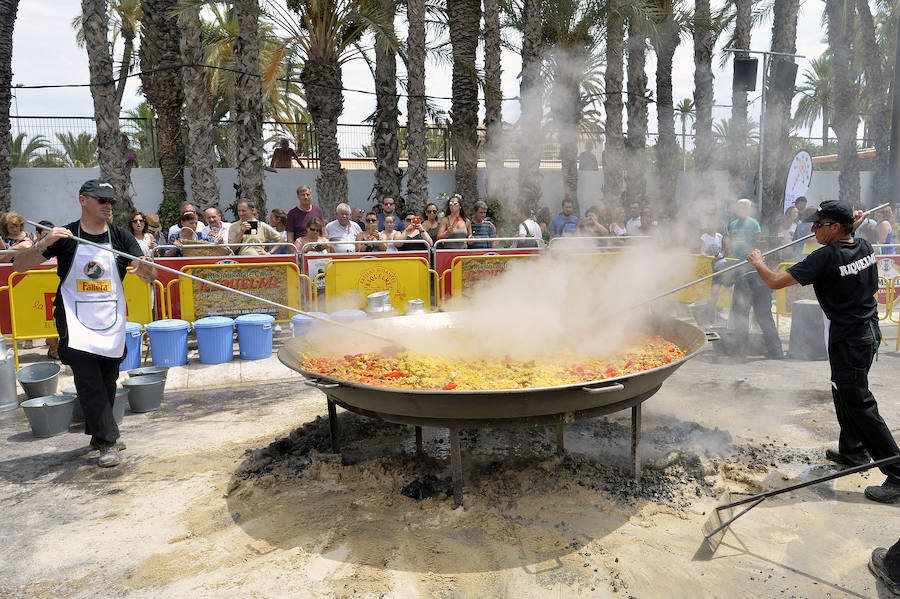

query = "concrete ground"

[{"left": 1, "top": 322, "right": 899, "bottom": 598}]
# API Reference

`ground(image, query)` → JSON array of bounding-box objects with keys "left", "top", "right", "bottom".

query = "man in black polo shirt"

[{"left": 746, "top": 200, "right": 900, "bottom": 503}]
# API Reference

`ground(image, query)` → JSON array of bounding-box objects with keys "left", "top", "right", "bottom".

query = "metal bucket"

[
  {"left": 21, "top": 394, "right": 75, "bottom": 437},
  {"left": 127, "top": 366, "right": 169, "bottom": 379},
  {"left": 122, "top": 374, "right": 165, "bottom": 413},
  {"left": 0, "top": 338, "right": 17, "bottom": 412},
  {"left": 16, "top": 362, "right": 62, "bottom": 400},
  {"left": 66, "top": 386, "right": 129, "bottom": 424}
]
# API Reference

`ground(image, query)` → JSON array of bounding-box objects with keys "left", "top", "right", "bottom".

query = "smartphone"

[
  {"left": 247, "top": 220, "right": 258, "bottom": 234},
  {"left": 413, "top": 216, "right": 420, "bottom": 226}
]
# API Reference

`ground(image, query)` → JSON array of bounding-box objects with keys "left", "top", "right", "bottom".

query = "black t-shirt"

[
  {"left": 787, "top": 237, "right": 878, "bottom": 335},
  {"left": 41, "top": 221, "right": 142, "bottom": 340}
]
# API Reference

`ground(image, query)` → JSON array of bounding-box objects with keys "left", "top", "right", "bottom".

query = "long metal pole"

[
  {"left": 641, "top": 202, "right": 890, "bottom": 305},
  {"left": 26, "top": 221, "right": 395, "bottom": 343},
  {"left": 757, "top": 52, "right": 767, "bottom": 219}
]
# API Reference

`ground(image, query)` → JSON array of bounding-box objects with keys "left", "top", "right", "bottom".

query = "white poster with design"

[{"left": 784, "top": 150, "right": 813, "bottom": 213}]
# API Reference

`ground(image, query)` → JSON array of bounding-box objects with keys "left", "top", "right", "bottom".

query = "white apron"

[{"left": 60, "top": 225, "right": 127, "bottom": 358}]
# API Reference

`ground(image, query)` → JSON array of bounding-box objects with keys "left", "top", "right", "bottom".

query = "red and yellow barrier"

[{"left": 317, "top": 257, "right": 434, "bottom": 313}]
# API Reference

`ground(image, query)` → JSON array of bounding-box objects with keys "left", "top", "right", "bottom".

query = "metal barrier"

[
  {"left": 546, "top": 235, "right": 651, "bottom": 251},
  {"left": 433, "top": 236, "right": 546, "bottom": 251},
  {"left": 153, "top": 241, "right": 299, "bottom": 259},
  {"left": 313, "top": 256, "right": 436, "bottom": 313}
]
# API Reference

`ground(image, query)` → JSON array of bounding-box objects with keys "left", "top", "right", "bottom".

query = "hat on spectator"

[
  {"left": 79, "top": 179, "right": 117, "bottom": 198},
  {"left": 145, "top": 213, "right": 161, "bottom": 231},
  {"left": 802, "top": 200, "right": 854, "bottom": 224}
]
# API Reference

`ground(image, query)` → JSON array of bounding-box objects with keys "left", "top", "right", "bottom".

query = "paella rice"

[{"left": 300, "top": 335, "right": 684, "bottom": 390}]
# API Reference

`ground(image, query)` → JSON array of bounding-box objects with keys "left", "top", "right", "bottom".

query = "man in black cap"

[
  {"left": 746, "top": 199, "right": 900, "bottom": 503},
  {"left": 13, "top": 179, "right": 156, "bottom": 468}
]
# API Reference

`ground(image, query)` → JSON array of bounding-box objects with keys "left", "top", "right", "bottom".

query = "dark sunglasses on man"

[{"left": 84, "top": 194, "right": 115, "bottom": 205}]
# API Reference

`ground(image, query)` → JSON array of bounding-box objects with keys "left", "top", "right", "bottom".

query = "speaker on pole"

[
  {"left": 733, "top": 57, "right": 758, "bottom": 92},
  {"left": 771, "top": 60, "right": 799, "bottom": 94}
]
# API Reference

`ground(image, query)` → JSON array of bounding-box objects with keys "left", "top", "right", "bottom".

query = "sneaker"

[
  {"left": 825, "top": 448, "right": 870, "bottom": 467},
  {"left": 97, "top": 444, "right": 121, "bottom": 468},
  {"left": 869, "top": 547, "right": 900, "bottom": 595},
  {"left": 89, "top": 439, "right": 126, "bottom": 452},
  {"left": 865, "top": 479, "right": 900, "bottom": 504}
]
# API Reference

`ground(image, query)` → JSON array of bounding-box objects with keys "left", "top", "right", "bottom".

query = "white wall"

[{"left": 9, "top": 166, "right": 867, "bottom": 226}]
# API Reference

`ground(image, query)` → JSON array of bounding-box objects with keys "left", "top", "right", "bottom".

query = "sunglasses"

[
  {"left": 384, "top": 202, "right": 394, "bottom": 206},
  {"left": 449, "top": 201, "right": 459, "bottom": 206},
  {"left": 366, "top": 218, "right": 378, "bottom": 223},
  {"left": 132, "top": 218, "right": 144, "bottom": 223},
  {"left": 812, "top": 221, "right": 837, "bottom": 230},
  {"left": 405, "top": 218, "right": 415, "bottom": 222},
  {"left": 426, "top": 209, "right": 438, "bottom": 213},
  {"left": 86, "top": 194, "right": 115, "bottom": 205},
  {"left": 308, "top": 228, "right": 322, "bottom": 233}
]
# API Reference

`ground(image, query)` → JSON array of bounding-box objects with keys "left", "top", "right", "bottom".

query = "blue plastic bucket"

[
  {"left": 145, "top": 319, "right": 190, "bottom": 366},
  {"left": 235, "top": 314, "right": 275, "bottom": 360},
  {"left": 120, "top": 322, "right": 143, "bottom": 371},
  {"left": 194, "top": 316, "right": 234, "bottom": 364},
  {"left": 292, "top": 312, "right": 328, "bottom": 338},
  {"left": 330, "top": 309, "right": 366, "bottom": 323}
]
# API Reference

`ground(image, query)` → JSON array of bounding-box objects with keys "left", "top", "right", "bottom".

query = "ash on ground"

[{"left": 234, "top": 411, "right": 819, "bottom": 511}]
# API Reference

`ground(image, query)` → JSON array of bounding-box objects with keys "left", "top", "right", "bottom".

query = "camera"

[{"left": 247, "top": 220, "right": 258, "bottom": 234}]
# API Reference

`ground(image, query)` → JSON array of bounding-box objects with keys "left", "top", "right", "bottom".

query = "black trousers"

[
  {"left": 58, "top": 341, "right": 121, "bottom": 445},
  {"left": 829, "top": 321, "right": 900, "bottom": 482},
  {"left": 727, "top": 272, "right": 783, "bottom": 357}
]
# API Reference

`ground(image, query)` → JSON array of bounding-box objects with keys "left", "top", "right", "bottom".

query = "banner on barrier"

[
  {"left": 450, "top": 254, "right": 537, "bottom": 299},
  {"left": 323, "top": 257, "right": 430, "bottom": 312},
  {"left": 178, "top": 262, "right": 301, "bottom": 321}
]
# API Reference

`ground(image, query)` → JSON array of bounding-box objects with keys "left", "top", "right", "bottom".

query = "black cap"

[
  {"left": 79, "top": 179, "right": 117, "bottom": 199},
  {"left": 803, "top": 200, "right": 853, "bottom": 224}
]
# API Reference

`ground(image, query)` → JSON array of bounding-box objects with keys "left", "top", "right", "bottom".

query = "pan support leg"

[
  {"left": 415, "top": 426, "right": 423, "bottom": 455},
  {"left": 326, "top": 396, "right": 341, "bottom": 453},
  {"left": 631, "top": 404, "right": 642, "bottom": 483},
  {"left": 556, "top": 424, "right": 565, "bottom": 455},
  {"left": 449, "top": 427, "right": 464, "bottom": 508}
]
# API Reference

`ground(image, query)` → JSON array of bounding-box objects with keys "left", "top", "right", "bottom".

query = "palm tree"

[
  {"left": 602, "top": 0, "right": 625, "bottom": 209},
  {"left": 725, "top": 0, "right": 750, "bottom": 196},
  {"left": 693, "top": 0, "right": 715, "bottom": 196},
  {"left": 483, "top": 0, "right": 504, "bottom": 204},
  {"left": 824, "top": 0, "right": 859, "bottom": 209},
  {"left": 372, "top": 0, "right": 402, "bottom": 208},
  {"left": 140, "top": 0, "right": 186, "bottom": 207},
  {"left": 794, "top": 56, "right": 833, "bottom": 148},
  {"left": 56, "top": 132, "right": 99, "bottom": 167},
  {"left": 517, "top": 0, "right": 544, "bottom": 215},
  {"left": 81, "top": 0, "right": 135, "bottom": 223},
  {"left": 625, "top": 3, "right": 650, "bottom": 207},
  {"left": 10, "top": 133, "right": 53, "bottom": 167},
  {"left": 447, "top": 0, "right": 482, "bottom": 205},
  {"left": 650, "top": 0, "right": 684, "bottom": 217},
  {"left": 760, "top": 0, "right": 799, "bottom": 228},
  {"left": 0, "top": 0, "right": 20, "bottom": 211},
  {"left": 405, "top": 0, "right": 429, "bottom": 212},
  {"left": 233, "top": 0, "right": 267, "bottom": 215},
  {"left": 278, "top": 0, "right": 391, "bottom": 217},
  {"left": 675, "top": 97, "right": 694, "bottom": 169},
  {"left": 543, "top": 0, "right": 604, "bottom": 214},
  {"left": 178, "top": 2, "right": 220, "bottom": 212}
]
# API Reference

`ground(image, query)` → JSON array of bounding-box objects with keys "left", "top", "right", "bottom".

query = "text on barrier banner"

[
  {"left": 178, "top": 262, "right": 302, "bottom": 321},
  {"left": 450, "top": 254, "right": 538, "bottom": 299}
]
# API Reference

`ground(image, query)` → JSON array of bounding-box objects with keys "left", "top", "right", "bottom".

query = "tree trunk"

[
  {"left": 140, "top": 0, "right": 185, "bottom": 207},
  {"left": 824, "top": 0, "right": 859, "bottom": 209},
  {"left": 550, "top": 50, "right": 581, "bottom": 214},
  {"left": 447, "top": 0, "right": 481, "bottom": 206},
  {"left": 233, "top": 1, "right": 267, "bottom": 215},
  {"left": 693, "top": 0, "right": 715, "bottom": 199},
  {"left": 603, "top": 0, "right": 625, "bottom": 209},
  {"left": 517, "top": 0, "right": 543, "bottom": 215},
  {"left": 0, "top": 0, "right": 19, "bottom": 213},
  {"left": 728, "top": 0, "right": 751, "bottom": 197},
  {"left": 114, "top": 21, "right": 136, "bottom": 109},
  {"left": 373, "top": 0, "right": 401, "bottom": 208},
  {"left": 761, "top": 0, "right": 799, "bottom": 229},
  {"left": 178, "top": 3, "right": 219, "bottom": 211},
  {"left": 82, "top": 0, "right": 134, "bottom": 223},
  {"left": 301, "top": 58, "right": 346, "bottom": 218},
  {"left": 405, "top": 0, "right": 428, "bottom": 213},
  {"left": 483, "top": 0, "right": 503, "bottom": 202},
  {"left": 625, "top": 14, "right": 647, "bottom": 206},
  {"left": 856, "top": 0, "right": 891, "bottom": 204},
  {"left": 654, "top": 17, "right": 679, "bottom": 218}
]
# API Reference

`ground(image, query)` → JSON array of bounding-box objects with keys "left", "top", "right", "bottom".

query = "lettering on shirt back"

[{"left": 838, "top": 252, "right": 877, "bottom": 277}]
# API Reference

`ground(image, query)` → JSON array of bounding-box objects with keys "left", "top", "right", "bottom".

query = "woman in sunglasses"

[
  {"left": 295, "top": 217, "right": 329, "bottom": 253},
  {"left": 128, "top": 211, "right": 156, "bottom": 257},
  {"left": 421, "top": 202, "right": 441, "bottom": 242},
  {"left": 396, "top": 211, "right": 433, "bottom": 250},
  {"left": 356, "top": 211, "right": 387, "bottom": 252},
  {"left": 436, "top": 194, "right": 471, "bottom": 249}
]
